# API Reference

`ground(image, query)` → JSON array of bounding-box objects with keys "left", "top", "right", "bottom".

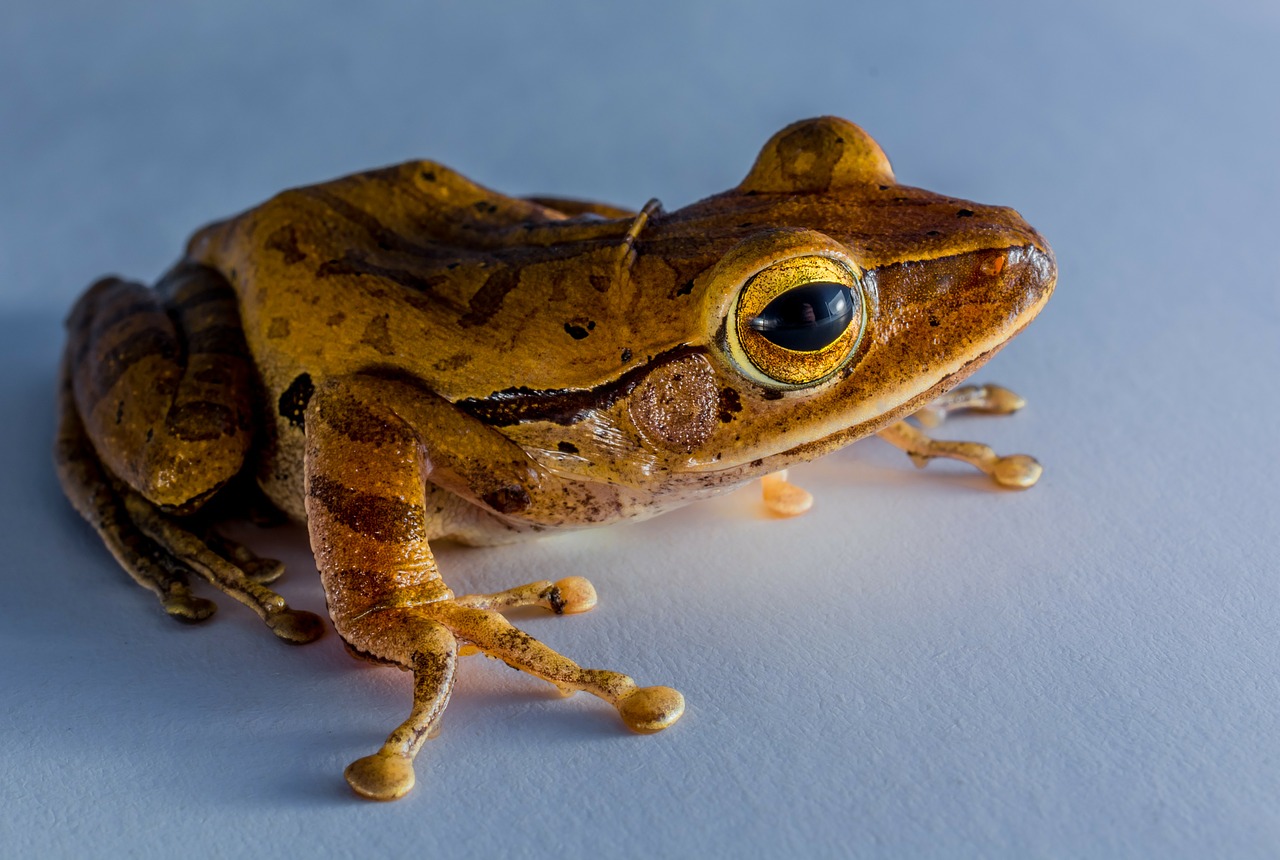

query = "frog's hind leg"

[
  {"left": 877, "top": 384, "right": 1041, "bottom": 489},
  {"left": 56, "top": 264, "right": 322, "bottom": 641},
  {"left": 56, "top": 364, "right": 216, "bottom": 621}
]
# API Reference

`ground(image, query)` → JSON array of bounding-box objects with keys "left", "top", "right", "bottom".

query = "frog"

[{"left": 55, "top": 116, "right": 1056, "bottom": 801}]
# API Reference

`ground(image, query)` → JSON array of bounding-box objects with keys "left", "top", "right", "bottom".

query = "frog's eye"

[
  {"left": 731, "top": 255, "right": 865, "bottom": 386},
  {"left": 747, "top": 282, "right": 855, "bottom": 351}
]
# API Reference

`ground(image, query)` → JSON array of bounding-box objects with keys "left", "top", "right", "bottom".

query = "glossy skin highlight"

[{"left": 55, "top": 117, "right": 1055, "bottom": 800}]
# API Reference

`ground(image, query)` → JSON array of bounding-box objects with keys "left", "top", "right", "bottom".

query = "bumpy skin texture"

[{"left": 56, "top": 117, "right": 1056, "bottom": 801}]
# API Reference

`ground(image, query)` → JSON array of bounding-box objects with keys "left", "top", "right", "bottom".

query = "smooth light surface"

[{"left": 3, "top": 1, "right": 1278, "bottom": 857}]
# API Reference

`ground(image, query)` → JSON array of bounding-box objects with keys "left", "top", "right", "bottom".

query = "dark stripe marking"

[
  {"left": 308, "top": 474, "right": 427, "bottom": 544},
  {"left": 459, "top": 266, "right": 520, "bottom": 328},
  {"left": 92, "top": 328, "right": 177, "bottom": 398},
  {"left": 316, "top": 252, "right": 463, "bottom": 313},
  {"left": 304, "top": 188, "right": 449, "bottom": 262},
  {"left": 186, "top": 324, "right": 250, "bottom": 357},
  {"left": 454, "top": 344, "right": 702, "bottom": 427}
]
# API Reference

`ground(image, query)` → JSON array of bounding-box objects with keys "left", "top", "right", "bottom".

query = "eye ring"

[{"left": 731, "top": 255, "right": 865, "bottom": 386}]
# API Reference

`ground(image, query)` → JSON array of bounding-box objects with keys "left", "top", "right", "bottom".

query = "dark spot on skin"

[
  {"left": 750, "top": 459, "right": 764, "bottom": 468},
  {"left": 717, "top": 387, "right": 742, "bottom": 423},
  {"left": 447, "top": 262, "right": 460, "bottom": 270},
  {"left": 564, "top": 323, "right": 590, "bottom": 340},
  {"left": 737, "top": 223, "right": 752, "bottom": 229},
  {"left": 115, "top": 401, "right": 124, "bottom": 425},
  {"left": 929, "top": 315, "right": 941, "bottom": 327},
  {"left": 557, "top": 441, "right": 579, "bottom": 454},
  {"left": 267, "top": 317, "right": 291, "bottom": 339},
  {"left": 265, "top": 225, "right": 306, "bottom": 265},
  {"left": 308, "top": 475, "right": 428, "bottom": 544},
  {"left": 761, "top": 389, "right": 784, "bottom": 401},
  {"left": 421, "top": 170, "right": 436, "bottom": 182},
  {"left": 433, "top": 353, "right": 472, "bottom": 372},
  {"left": 620, "top": 348, "right": 632, "bottom": 363},
  {"left": 589, "top": 274, "right": 611, "bottom": 293},
  {"left": 957, "top": 209, "right": 975, "bottom": 218},
  {"left": 676, "top": 281, "right": 694, "bottom": 296},
  {"left": 481, "top": 485, "right": 532, "bottom": 515},
  {"left": 745, "top": 189, "right": 758, "bottom": 196},
  {"left": 878, "top": 185, "right": 890, "bottom": 191},
  {"left": 546, "top": 586, "right": 566, "bottom": 615},
  {"left": 360, "top": 314, "right": 395, "bottom": 356},
  {"left": 326, "top": 312, "right": 346, "bottom": 327},
  {"left": 278, "top": 373, "right": 314, "bottom": 430},
  {"left": 926, "top": 230, "right": 942, "bottom": 237}
]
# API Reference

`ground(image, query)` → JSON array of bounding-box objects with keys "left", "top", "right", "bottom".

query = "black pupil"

[{"left": 748, "top": 282, "right": 855, "bottom": 352}]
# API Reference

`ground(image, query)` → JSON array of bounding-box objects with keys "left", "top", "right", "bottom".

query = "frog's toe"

[
  {"left": 617, "top": 686, "right": 685, "bottom": 734},
  {"left": 345, "top": 751, "right": 416, "bottom": 801},
  {"left": 162, "top": 590, "right": 217, "bottom": 622},
  {"left": 982, "top": 384, "right": 1026, "bottom": 414},
  {"left": 992, "top": 454, "right": 1042, "bottom": 489},
  {"left": 266, "top": 609, "right": 326, "bottom": 644},
  {"left": 552, "top": 577, "right": 597, "bottom": 614},
  {"left": 240, "top": 557, "right": 286, "bottom": 584}
]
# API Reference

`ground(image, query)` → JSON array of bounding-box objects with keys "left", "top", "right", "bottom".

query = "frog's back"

[{"left": 186, "top": 161, "right": 652, "bottom": 402}]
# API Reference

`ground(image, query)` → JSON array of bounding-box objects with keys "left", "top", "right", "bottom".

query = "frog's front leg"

[
  {"left": 877, "top": 384, "right": 1042, "bottom": 489},
  {"left": 304, "top": 374, "right": 683, "bottom": 801}
]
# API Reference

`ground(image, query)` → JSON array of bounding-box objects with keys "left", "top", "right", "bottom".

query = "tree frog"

[{"left": 55, "top": 117, "right": 1056, "bottom": 801}]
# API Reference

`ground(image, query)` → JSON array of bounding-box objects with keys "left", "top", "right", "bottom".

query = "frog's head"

[{"left": 621, "top": 117, "right": 1056, "bottom": 480}]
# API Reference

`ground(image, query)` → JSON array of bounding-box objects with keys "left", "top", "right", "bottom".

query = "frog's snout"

[{"left": 1008, "top": 242, "right": 1057, "bottom": 322}]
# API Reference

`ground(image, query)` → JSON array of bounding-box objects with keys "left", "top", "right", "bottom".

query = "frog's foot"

[
  {"left": 912, "top": 383, "right": 1026, "bottom": 428},
  {"left": 425, "top": 600, "right": 684, "bottom": 731},
  {"left": 342, "top": 598, "right": 683, "bottom": 800},
  {"left": 202, "top": 529, "right": 286, "bottom": 584},
  {"left": 345, "top": 618, "right": 458, "bottom": 801},
  {"left": 119, "top": 490, "right": 324, "bottom": 643},
  {"left": 761, "top": 469, "right": 814, "bottom": 517},
  {"left": 877, "top": 418, "right": 1041, "bottom": 489}
]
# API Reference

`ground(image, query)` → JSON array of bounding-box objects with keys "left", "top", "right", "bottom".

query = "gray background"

[{"left": 3, "top": 1, "right": 1278, "bottom": 857}]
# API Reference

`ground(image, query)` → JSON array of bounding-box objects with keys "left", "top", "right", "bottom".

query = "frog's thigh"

[{"left": 65, "top": 264, "right": 254, "bottom": 511}]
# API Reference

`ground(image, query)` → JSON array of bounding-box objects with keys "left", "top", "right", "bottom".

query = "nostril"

[{"left": 980, "top": 254, "right": 1007, "bottom": 277}]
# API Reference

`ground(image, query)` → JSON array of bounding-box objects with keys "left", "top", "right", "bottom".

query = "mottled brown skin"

[{"left": 55, "top": 117, "right": 1056, "bottom": 801}]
